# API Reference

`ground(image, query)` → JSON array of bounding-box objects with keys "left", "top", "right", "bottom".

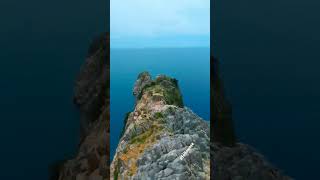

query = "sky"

[{"left": 111, "top": 0, "right": 210, "bottom": 48}]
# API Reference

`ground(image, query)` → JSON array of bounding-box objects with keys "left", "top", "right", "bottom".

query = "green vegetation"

[
  {"left": 153, "top": 85, "right": 163, "bottom": 94},
  {"left": 114, "top": 161, "right": 120, "bottom": 180},
  {"left": 129, "top": 123, "right": 164, "bottom": 145},
  {"left": 172, "top": 78, "right": 178, "bottom": 86},
  {"left": 154, "top": 112, "right": 164, "bottom": 119},
  {"left": 167, "top": 106, "right": 175, "bottom": 113},
  {"left": 129, "top": 130, "right": 152, "bottom": 144},
  {"left": 119, "top": 112, "right": 132, "bottom": 139},
  {"left": 163, "top": 87, "right": 183, "bottom": 107},
  {"left": 137, "top": 81, "right": 156, "bottom": 100},
  {"left": 137, "top": 76, "right": 184, "bottom": 107}
]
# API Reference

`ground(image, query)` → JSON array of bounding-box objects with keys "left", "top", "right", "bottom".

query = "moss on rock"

[
  {"left": 119, "top": 112, "right": 131, "bottom": 139},
  {"left": 137, "top": 75, "right": 184, "bottom": 107}
]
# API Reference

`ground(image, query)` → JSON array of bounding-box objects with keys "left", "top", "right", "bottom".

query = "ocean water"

[
  {"left": 0, "top": 0, "right": 106, "bottom": 179},
  {"left": 0, "top": 43, "right": 82, "bottom": 179},
  {"left": 220, "top": 57, "right": 320, "bottom": 180},
  {"left": 110, "top": 48, "right": 210, "bottom": 160},
  {"left": 213, "top": 0, "right": 320, "bottom": 178}
]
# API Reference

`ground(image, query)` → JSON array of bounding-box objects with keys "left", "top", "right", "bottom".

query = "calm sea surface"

[
  {"left": 0, "top": 0, "right": 106, "bottom": 178},
  {"left": 214, "top": 0, "right": 320, "bottom": 178}
]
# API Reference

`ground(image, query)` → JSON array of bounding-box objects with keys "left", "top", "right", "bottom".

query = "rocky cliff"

[
  {"left": 111, "top": 72, "right": 210, "bottom": 179},
  {"left": 57, "top": 33, "right": 110, "bottom": 180},
  {"left": 55, "top": 32, "right": 292, "bottom": 180}
]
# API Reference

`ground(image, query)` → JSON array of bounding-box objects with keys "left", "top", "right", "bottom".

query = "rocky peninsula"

[
  {"left": 110, "top": 72, "right": 210, "bottom": 179},
  {"left": 55, "top": 33, "right": 292, "bottom": 180}
]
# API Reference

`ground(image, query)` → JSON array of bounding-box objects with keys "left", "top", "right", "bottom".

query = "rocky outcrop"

[
  {"left": 73, "top": 34, "right": 109, "bottom": 140},
  {"left": 54, "top": 31, "right": 291, "bottom": 180},
  {"left": 57, "top": 33, "right": 109, "bottom": 180},
  {"left": 111, "top": 72, "right": 210, "bottom": 180}
]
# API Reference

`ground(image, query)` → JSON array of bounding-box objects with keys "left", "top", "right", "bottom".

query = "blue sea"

[
  {"left": 214, "top": 0, "right": 320, "bottom": 178},
  {"left": 110, "top": 48, "right": 210, "bottom": 160},
  {"left": 0, "top": 0, "right": 106, "bottom": 178},
  {"left": 220, "top": 57, "right": 320, "bottom": 180},
  {"left": 214, "top": 2, "right": 320, "bottom": 177}
]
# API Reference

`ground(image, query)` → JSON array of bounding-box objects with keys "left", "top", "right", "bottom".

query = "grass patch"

[
  {"left": 154, "top": 112, "right": 164, "bottom": 119},
  {"left": 119, "top": 112, "right": 131, "bottom": 139},
  {"left": 136, "top": 76, "right": 183, "bottom": 107},
  {"left": 137, "top": 81, "right": 156, "bottom": 100},
  {"left": 114, "top": 161, "right": 120, "bottom": 180},
  {"left": 129, "top": 123, "right": 164, "bottom": 145},
  {"left": 163, "top": 87, "right": 183, "bottom": 107},
  {"left": 117, "top": 122, "right": 165, "bottom": 177},
  {"left": 129, "top": 130, "right": 151, "bottom": 144}
]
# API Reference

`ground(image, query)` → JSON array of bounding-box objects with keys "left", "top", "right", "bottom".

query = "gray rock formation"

[
  {"left": 111, "top": 73, "right": 210, "bottom": 180},
  {"left": 54, "top": 33, "right": 292, "bottom": 180}
]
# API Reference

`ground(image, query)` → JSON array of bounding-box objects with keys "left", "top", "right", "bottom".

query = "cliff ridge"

[{"left": 111, "top": 72, "right": 210, "bottom": 180}]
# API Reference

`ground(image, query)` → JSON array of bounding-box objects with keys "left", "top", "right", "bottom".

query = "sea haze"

[{"left": 110, "top": 47, "right": 210, "bottom": 160}]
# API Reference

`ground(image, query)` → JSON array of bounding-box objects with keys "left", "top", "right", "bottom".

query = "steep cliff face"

[
  {"left": 57, "top": 33, "right": 110, "bottom": 180},
  {"left": 111, "top": 72, "right": 210, "bottom": 180},
  {"left": 211, "top": 57, "right": 236, "bottom": 147}
]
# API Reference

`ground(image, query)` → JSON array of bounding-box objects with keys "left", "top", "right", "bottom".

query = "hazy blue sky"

[{"left": 111, "top": 0, "right": 210, "bottom": 48}]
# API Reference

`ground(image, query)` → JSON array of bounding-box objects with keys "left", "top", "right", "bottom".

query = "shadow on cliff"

[
  {"left": 211, "top": 56, "right": 236, "bottom": 147},
  {"left": 49, "top": 33, "right": 110, "bottom": 180}
]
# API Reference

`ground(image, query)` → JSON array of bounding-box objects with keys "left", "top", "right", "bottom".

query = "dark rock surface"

[
  {"left": 57, "top": 33, "right": 109, "bottom": 180},
  {"left": 211, "top": 56, "right": 236, "bottom": 147}
]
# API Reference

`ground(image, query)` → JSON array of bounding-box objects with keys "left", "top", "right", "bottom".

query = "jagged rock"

[
  {"left": 74, "top": 34, "right": 109, "bottom": 139},
  {"left": 133, "top": 71, "right": 152, "bottom": 99},
  {"left": 111, "top": 73, "right": 210, "bottom": 180}
]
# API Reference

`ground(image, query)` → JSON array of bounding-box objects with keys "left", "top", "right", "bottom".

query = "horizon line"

[{"left": 110, "top": 46, "right": 210, "bottom": 50}]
